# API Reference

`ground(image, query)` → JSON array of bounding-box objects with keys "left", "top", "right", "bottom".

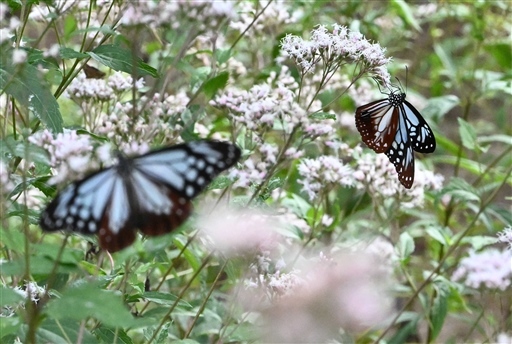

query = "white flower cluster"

[
  {"left": 94, "top": 91, "right": 193, "bottom": 149},
  {"left": 66, "top": 71, "right": 144, "bottom": 102},
  {"left": 297, "top": 155, "right": 355, "bottom": 201},
  {"left": 498, "top": 226, "right": 512, "bottom": 251},
  {"left": 0, "top": 3, "right": 20, "bottom": 45},
  {"left": 353, "top": 153, "right": 444, "bottom": 208},
  {"left": 230, "top": 0, "right": 298, "bottom": 34},
  {"left": 281, "top": 24, "right": 391, "bottom": 85},
  {"left": 120, "top": 1, "right": 236, "bottom": 31},
  {"left": 29, "top": 129, "right": 109, "bottom": 185}
]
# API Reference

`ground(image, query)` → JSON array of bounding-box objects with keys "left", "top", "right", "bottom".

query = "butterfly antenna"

[
  {"left": 371, "top": 77, "right": 387, "bottom": 95},
  {"left": 395, "top": 75, "right": 405, "bottom": 94}
]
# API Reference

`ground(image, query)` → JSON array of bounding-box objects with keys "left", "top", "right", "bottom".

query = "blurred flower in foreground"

[
  {"left": 245, "top": 252, "right": 394, "bottom": 342},
  {"left": 452, "top": 248, "right": 512, "bottom": 291},
  {"left": 497, "top": 332, "right": 512, "bottom": 344},
  {"left": 197, "top": 207, "right": 279, "bottom": 257}
]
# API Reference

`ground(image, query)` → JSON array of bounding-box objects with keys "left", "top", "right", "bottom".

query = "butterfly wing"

[
  {"left": 384, "top": 112, "right": 415, "bottom": 189},
  {"left": 40, "top": 140, "right": 241, "bottom": 252},
  {"left": 401, "top": 100, "right": 436, "bottom": 153},
  {"left": 129, "top": 141, "right": 241, "bottom": 238},
  {"left": 355, "top": 98, "right": 399, "bottom": 153}
]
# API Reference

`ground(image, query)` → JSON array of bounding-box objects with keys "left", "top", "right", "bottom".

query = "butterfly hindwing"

[
  {"left": 40, "top": 140, "right": 241, "bottom": 252},
  {"left": 384, "top": 113, "right": 415, "bottom": 188}
]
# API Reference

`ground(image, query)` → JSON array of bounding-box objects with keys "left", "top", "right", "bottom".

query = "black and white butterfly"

[
  {"left": 40, "top": 140, "right": 241, "bottom": 252},
  {"left": 355, "top": 87, "right": 436, "bottom": 188}
]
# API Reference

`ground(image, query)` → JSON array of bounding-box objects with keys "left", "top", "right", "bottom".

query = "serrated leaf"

[
  {"left": 0, "top": 49, "right": 62, "bottom": 132},
  {"left": 458, "top": 117, "right": 477, "bottom": 150},
  {"left": 203, "top": 71, "right": 229, "bottom": 100},
  {"left": 88, "top": 45, "right": 157, "bottom": 77}
]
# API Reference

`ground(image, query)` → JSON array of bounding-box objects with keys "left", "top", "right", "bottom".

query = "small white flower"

[{"left": 12, "top": 49, "right": 27, "bottom": 64}]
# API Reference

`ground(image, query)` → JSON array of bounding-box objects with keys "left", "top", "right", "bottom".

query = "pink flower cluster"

[{"left": 452, "top": 248, "right": 512, "bottom": 291}]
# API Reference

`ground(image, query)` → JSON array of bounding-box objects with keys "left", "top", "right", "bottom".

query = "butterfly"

[
  {"left": 355, "top": 87, "right": 436, "bottom": 188},
  {"left": 40, "top": 140, "right": 241, "bottom": 252}
]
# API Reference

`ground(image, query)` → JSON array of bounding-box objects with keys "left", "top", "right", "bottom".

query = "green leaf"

[
  {"left": 59, "top": 47, "right": 88, "bottom": 60},
  {"left": 484, "top": 42, "right": 512, "bottom": 69},
  {"left": 442, "top": 178, "right": 481, "bottom": 203},
  {"left": 387, "top": 313, "right": 420, "bottom": 344},
  {"left": 88, "top": 45, "right": 158, "bottom": 77},
  {"left": 0, "top": 225, "right": 25, "bottom": 252},
  {"left": 457, "top": 117, "right": 477, "bottom": 150},
  {"left": 426, "top": 226, "right": 449, "bottom": 246},
  {"left": 422, "top": 95, "right": 459, "bottom": 121},
  {"left": 430, "top": 279, "right": 450, "bottom": 341},
  {"left": 40, "top": 318, "right": 97, "bottom": 344},
  {"left": 397, "top": 232, "right": 415, "bottom": 259},
  {"left": 478, "top": 134, "right": 512, "bottom": 146},
  {"left": 0, "top": 49, "right": 62, "bottom": 132},
  {"left": 0, "top": 137, "right": 50, "bottom": 164},
  {"left": 63, "top": 16, "right": 78, "bottom": 40},
  {"left": 461, "top": 235, "right": 498, "bottom": 251},
  {"left": 0, "top": 316, "right": 21, "bottom": 339},
  {"left": 94, "top": 327, "right": 134, "bottom": 344},
  {"left": 310, "top": 112, "right": 336, "bottom": 120},
  {"left": 142, "top": 291, "right": 191, "bottom": 308},
  {"left": 0, "top": 286, "right": 24, "bottom": 306},
  {"left": 208, "top": 175, "right": 236, "bottom": 190},
  {"left": 215, "top": 49, "right": 231, "bottom": 65},
  {"left": 202, "top": 71, "right": 229, "bottom": 100},
  {"left": 46, "top": 281, "right": 136, "bottom": 328},
  {"left": 391, "top": 0, "right": 421, "bottom": 31}
]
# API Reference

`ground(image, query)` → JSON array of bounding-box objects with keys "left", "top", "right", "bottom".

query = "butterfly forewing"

[
  {"left": 40, "top": 140, "right": 241, "bottom": 252},
  {"left": 401, "top": 100, "right": 436, "bottom": 153},
  {"left": 355, "top": 99, "right": 398, "bottom": 153},
  {"left": 355, "top": 90, "right": 436, "bottom": 189}
]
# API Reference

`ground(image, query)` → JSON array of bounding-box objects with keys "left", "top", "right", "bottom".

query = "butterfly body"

[
  {"left": 356, "top": 90, "right": 435, "bottom": 188},
  {"left": 40, "top": 140, "right": 241, "bottom": 252}
]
